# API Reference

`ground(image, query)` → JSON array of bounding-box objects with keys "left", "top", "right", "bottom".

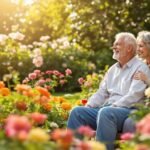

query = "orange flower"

[
  {"left": 15, "top": 84, "right": 31, "bottom": 93},
  {"left": 42, "top": 103, "right": 52, "bottom": 111},
  {"left": 52, "top": 96, "right": 66, "bottom": 103},
  {"left": 51, "top": 129, "right": 73, "bottom": 150},
  {"left": 61, "top": 102, "right": 72, "bottom": 111},
  {"left": 22, "top": 89, "right": 35, "bottom": 97},
  {"left": 37, "top": 96, "right": 50, "bottom": 105},
  {"left": 35, "top": 86, "right": 50, "bottom": 98},
  {"left": 0, "top": 87, "right": 10, "bottom": 96},
  {"left": 135, "top": 144, "right": 150, "bottom": 150},
  {"left": 0, "top": 81, "right": 5, "bottom": 89}
]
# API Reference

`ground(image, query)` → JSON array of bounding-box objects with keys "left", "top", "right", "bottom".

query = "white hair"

[
  {"left": 115, "top": 32, "right": 137, "bottom": 52},
  {"left": 137, "top": 31, "right": 150, "bottom": 51}
]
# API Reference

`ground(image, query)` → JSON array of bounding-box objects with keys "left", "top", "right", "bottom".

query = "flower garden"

[{"left": 0, "top": 68, "right": 150, "bottom": 150}]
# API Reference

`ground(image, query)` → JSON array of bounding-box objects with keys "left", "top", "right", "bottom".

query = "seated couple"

[{"left": 67, "top": 31, "right": 150, "bottom": 150}]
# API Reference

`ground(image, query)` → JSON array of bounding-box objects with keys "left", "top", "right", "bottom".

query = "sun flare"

[{"left": 11, "top": 0, "right": 35, "bottom": 5}]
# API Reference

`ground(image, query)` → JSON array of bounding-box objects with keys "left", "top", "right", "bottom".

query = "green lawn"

[{"left": 53, "top": 92, "right": 85, "bottom": 104}]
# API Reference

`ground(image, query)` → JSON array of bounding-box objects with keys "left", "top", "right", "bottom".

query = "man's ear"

[{"left": 127, "top": 45, "right": 133, "bottom": 52}]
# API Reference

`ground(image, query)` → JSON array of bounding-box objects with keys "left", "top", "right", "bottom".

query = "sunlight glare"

[
  {"left": 24, "top": 0, "right": 34, "bottom": 5},
  {"left": 11, "top": 0, "right": 35, "bottom": 5}
]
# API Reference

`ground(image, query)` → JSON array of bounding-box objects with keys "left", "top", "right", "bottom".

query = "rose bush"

[{"left": 22, "top": 68, "right": 72, "bottom": 93}]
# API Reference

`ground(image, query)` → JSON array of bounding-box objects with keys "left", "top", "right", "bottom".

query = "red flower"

[
  {"left": 81, "top": 99, "right": 88, "bottom": 105},
  {"left": 15, "top": 101, "right": 27, "bottom": 111}
]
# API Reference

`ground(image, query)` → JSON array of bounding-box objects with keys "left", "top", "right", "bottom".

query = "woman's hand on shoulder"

[{"left": 133, "top": 71, "right": 148, "bottom": 82}]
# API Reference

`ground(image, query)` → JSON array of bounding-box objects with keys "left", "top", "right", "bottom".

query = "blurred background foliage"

[{"left": 0, "top": 0, "right": 150, "bottom": 92}]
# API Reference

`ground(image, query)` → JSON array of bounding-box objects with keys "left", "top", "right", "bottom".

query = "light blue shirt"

[{"left": 87, "top": 57, "right": 150, "bottom": 108}]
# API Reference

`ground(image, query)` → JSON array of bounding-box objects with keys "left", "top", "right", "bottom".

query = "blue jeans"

[{"left": 67, "top": 105, "right": 132, "bottom": 150}]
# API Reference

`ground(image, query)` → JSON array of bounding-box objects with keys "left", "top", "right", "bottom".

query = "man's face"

[
  {"left": 137, "top": 40, "right": 150, "bottom": 59},
  {"left": 112, "top": 38, "right": 127, "bottom": 62}
]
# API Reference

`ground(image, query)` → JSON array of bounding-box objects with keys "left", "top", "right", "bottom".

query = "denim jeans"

[{"left": 67, "top": 105, "right": 132, "bottom": 150}]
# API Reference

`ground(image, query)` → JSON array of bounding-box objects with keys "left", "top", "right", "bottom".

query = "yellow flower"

[
  {"left": 145, "top": 87, "right": 150, "bottom": 98},
  {"left": 88, "top": 141, "right": 106, "bottom": 150},
  {"left": 28, "top": 128, "right": 49, "bottom": 142},
  {"left": 75, "top": 100, "right": 82, "bottom": 105},
  {"left": 61, "top": 102, "right": 72, "bottom": 111}
]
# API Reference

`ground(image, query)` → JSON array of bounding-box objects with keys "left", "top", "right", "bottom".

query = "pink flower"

[
  {"left": 59, "top": 74, "right": 65, "bottom": 78},
  {"left": 78, "top": 77, "right": 84, "bottom": 85},
  {"left": 45, "top": 70, "right": 53, "bottom": 75},
  {"left": 34, "top": 70, "right": 41, "bottom": 75},
  {"left": 37, "top": 79, "right": 46, "bottom": 85},
  {"left": 60, "top": 80, "right": 66, "bottom": 85},
  {"left": 22, "top": 77, "right": 29, "bottom": 84},
  {"left": 65, "top": 68, "right": 72, "bottom": 76},
  {"left": 30, "top": 112, "right": 47, "bottom": 125},
  {"left": 77, "top": 126, "right": 94, "bottom": 138},
  {"left": 120, "top": 132, "right": 134, "bottom": 141},
  {"left": 136, "top": 114, "right": 150, "bottom": 135},
  {"left": 45, "top": 78, "right": 51, "bottom": 82},
  {"left": 28, "top": 73, "right": 37, "bottom": 80},
  {"left": 5, "top": 115, "right": 31, "bottom": 139},
  {"left": 53, "top": 70, "right": 61, "bottom": 76}
]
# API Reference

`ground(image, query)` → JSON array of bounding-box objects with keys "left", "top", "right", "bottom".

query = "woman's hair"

[
  {"left": 115, "top": 32, "right": 137, "bottom": 53},
  {"left": 137, "top": 31, "right": 150, "bottom": 51}
]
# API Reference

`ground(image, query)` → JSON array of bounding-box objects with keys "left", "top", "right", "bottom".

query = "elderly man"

[{"left": 67, "top": 32, "right": 150, "bottom": 150}]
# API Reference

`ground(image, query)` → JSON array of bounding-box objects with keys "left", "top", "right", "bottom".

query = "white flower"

[
  {"left": 3, "top": 74, "right": 12, "bottom": 81},
  {"left": 20, "top": 45, "right": 27, "bottom": 51},
  {"left": 8, "top": 32, "right": 25, "bottom": 41},
  {"left": 50, "top": 42, "right": 58, "bottom": 49},
  {"left": 69, "top": 12, "right": 78, "bottom": 20},
  {"left": 50, "top": 122, "right": 59, "bottom": 128},
  {"left": 18, "top": 62, "right": 23, "bottom": 66},
  {"left": 0, "top": 34, "right": 8, "bottom": 45},
  {"left": 69, "top": 56, "right": 74, "bottom": 60},
  {"left": 62, "top": 63, "right": 67, "bottom": 68},
  {"left": 40, "top": 36, "right": 50, "bottom": 42},
  {"left": 33, "top": 48, "right": 42, "bottom": 57},
  {"left": 145, "top": 87, "right": 150, "bottom": 98},
  {"left": 32, "top": 56, "right": 43, "bottom": 68},
  {"left": 27, "top": 44, "right": 33, "bottom": 49}
]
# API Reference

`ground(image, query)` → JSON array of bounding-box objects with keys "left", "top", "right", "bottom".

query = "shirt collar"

[{"left": 116, "top": 56, "right": 137, "bottom": 68}]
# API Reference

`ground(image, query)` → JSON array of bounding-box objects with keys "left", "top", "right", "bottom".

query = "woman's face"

[{"left": 137, "top": 40, "right": 150, "bottom": 59}]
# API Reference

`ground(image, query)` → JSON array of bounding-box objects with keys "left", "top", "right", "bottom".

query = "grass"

[{"left": 53, "top": 92, "right": 85, "bottom": 104}]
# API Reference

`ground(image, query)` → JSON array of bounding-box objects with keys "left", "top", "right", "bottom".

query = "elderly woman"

[
  {"left": 134, "top": 31, "right": 150, "bottom": 84},
  {"left": 123, "top": 30, "right": 150, "bottom": 133}
]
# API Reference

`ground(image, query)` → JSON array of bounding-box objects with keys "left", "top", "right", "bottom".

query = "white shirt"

[{"left": 87, "top": 57, "right": 150, "bottom": 108}]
